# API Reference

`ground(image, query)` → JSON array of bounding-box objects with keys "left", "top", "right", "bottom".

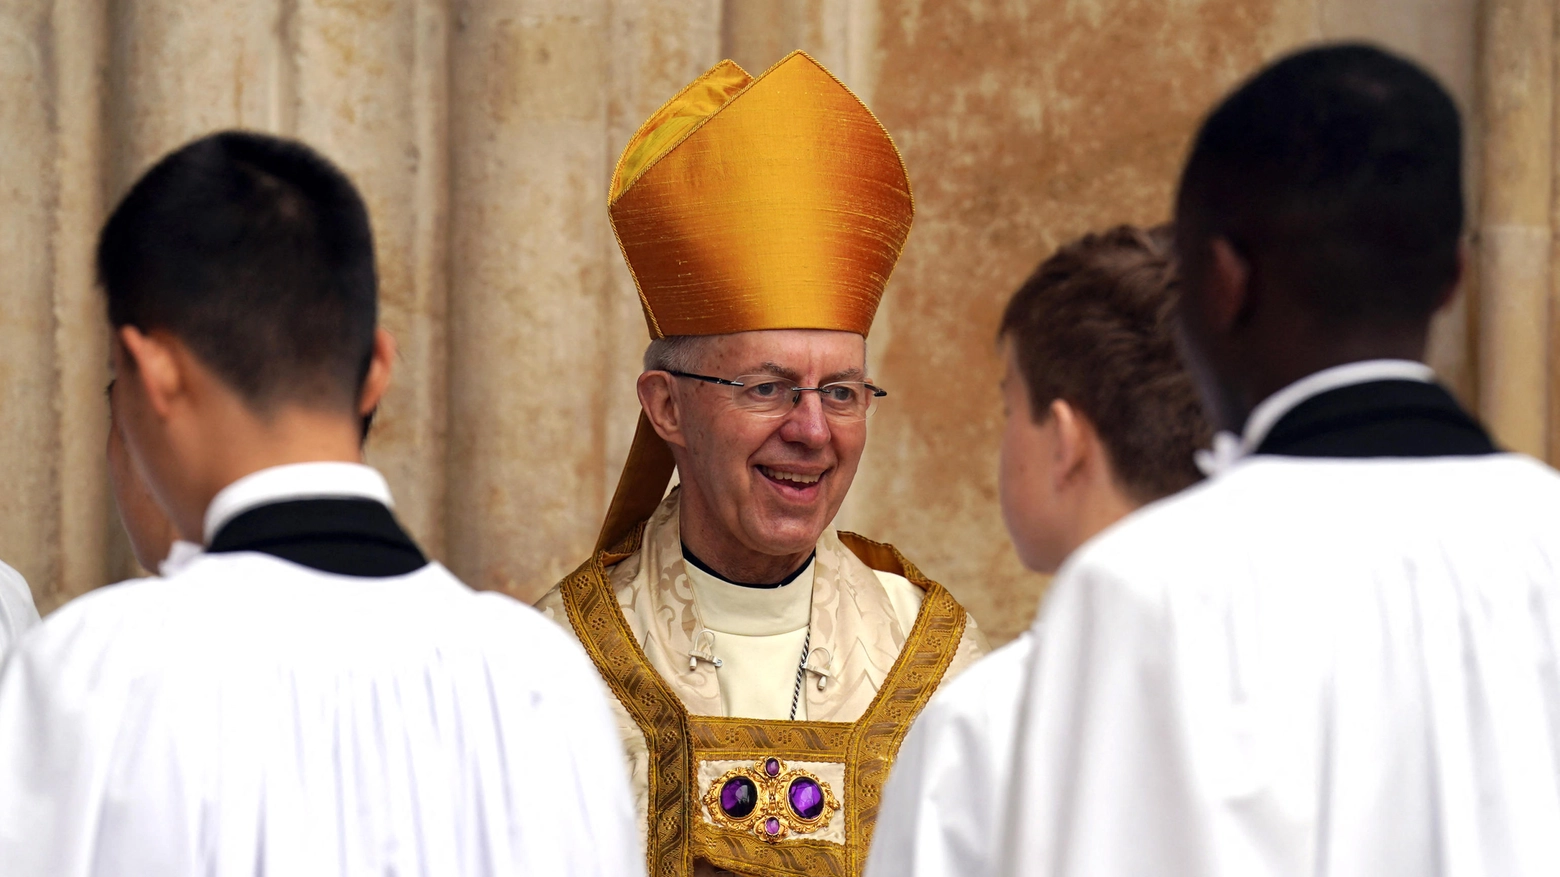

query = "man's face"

[
  {"left": 997, "top": 342, "right": 1069, "bottom": 574},
  {"left": 671, "top": 329, "right": 870, "bottom": 558}
]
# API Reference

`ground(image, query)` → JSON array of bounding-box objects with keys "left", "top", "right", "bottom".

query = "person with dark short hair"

[
  {"left": 0, "top": 131, "right": 641, "bottom": 877},
  {"left": 867, "top": 224, "right": 1211, "bottom": 876},
  {"left": 881, "top": 44, "right": 1560, "bottom": 876}
]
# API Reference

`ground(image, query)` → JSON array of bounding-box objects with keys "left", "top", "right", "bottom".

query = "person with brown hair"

[
  {"left": 993, "top": 224, "right": 1208, "bottom": 575},
  {"left": 866, "top": 223, "right": 1210, "bottom": 876}
]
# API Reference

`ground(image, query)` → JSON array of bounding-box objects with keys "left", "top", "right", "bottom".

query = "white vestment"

[
  {"left": 0, "top": 463, "right": 643, "bottom": 877},
  {"left": 0, "top": 560, "right": 39, "bottom": 656},
  {"left": 870, "top": 362, "right": 1560, "bottom": 877}
]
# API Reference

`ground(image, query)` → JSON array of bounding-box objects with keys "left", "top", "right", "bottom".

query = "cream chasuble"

[{"left": 535, "top": 489, "right": 986, "bottom": 876}]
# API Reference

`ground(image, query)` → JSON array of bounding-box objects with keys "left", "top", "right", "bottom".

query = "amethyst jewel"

[
  {"left": 788, "top": 776, "right": 825, "bottom": 821},
  {"left": 719, "top": 776, "right": 758, "bottom": 819}
]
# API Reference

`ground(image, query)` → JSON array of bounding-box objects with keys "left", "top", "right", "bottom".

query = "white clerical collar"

[
  {"left": 202, "top": 462, "right": 393, "bottom": 545},
  {"left": 684, "top": 555, "right": 815, "bottom": 637},
  {"left": 1197, "top": 359, "right": 1436, "bottom": 476}
]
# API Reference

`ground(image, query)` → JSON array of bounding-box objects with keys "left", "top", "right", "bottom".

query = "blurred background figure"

[
  {"left": 0, "top": 130, "right": 641, "bottom": 877},
  {"left": 868, "top": 224, "right": 1210, "bottom": 877},
  {"left": 972, "top": 44, "right": 1560, "bottom": 876}
]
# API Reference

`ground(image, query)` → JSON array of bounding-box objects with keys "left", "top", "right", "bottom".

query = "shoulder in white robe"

[
  {"left": 0, "top": 550, "right": 643, "bottom": 877},
  {"left": 878, "top": 453, "right": 1560, "bottom": 876}
]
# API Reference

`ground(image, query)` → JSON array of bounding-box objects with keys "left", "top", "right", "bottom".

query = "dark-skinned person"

[
  {"left": 885, "top": 44, "right": 1560, "bottom": 877},
  {"left": 534, "top": 51, "right": 987, "bottom": 877},
  {"left": 867, "top": 224, "right": 1212, "bottom": 876},
  {"left": 0, "top": 131, "right": 641, "bottom": 877}
]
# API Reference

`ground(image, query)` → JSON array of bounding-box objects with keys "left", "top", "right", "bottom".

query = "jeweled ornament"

[
  {"left": 788, "top": 776, "right": 825, "bottom": 820},
  {"left": 701, "top": 757, "right": 840, "bottom": 843},
  {"left": 719, "top": 776, "right": 758, "bottom": 819}
]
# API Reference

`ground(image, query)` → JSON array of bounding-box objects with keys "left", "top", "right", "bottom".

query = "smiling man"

[{"left": 535, "top": 52, "right": 986, "bottom": 877}]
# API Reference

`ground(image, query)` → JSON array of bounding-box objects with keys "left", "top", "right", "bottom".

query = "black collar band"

[
  {"left": 208, "top": 498, "right": 428, "bottom": 578},
  {"left": 1255, "top": 380, "right": 1497, "bottom": 459},
  {"left": 681, "top": 542, "right": 815, "bottom": 589}
]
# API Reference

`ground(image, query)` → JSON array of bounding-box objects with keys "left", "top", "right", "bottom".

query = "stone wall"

[{"left": 2, "top": 0, "right": 1552, "bottom": 646}]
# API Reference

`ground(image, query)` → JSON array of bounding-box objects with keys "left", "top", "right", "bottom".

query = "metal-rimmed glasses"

[{"left": 668, "top": 371, "right": 887, "bottom": 421}]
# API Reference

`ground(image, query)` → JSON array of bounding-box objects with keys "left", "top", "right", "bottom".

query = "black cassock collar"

[
  {"left": 207, "top": 498, "right": 428, "bottom": 578},
  {"left": 1254, "top": 379, "right": 1498, "bottom": 459}
]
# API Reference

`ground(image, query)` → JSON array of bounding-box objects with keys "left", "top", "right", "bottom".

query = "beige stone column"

[
  {"left": 290, "top": 0, "right": 452, "bottom": 555},
  {"left": 1476, "top": 0, "right": 1554, "bottom": 457},
  {"left": 446, "top": 0, "right": 613, "bottom": 600},
  {"left": 0, "top": 1, "right": 67, "bottom": 608}
]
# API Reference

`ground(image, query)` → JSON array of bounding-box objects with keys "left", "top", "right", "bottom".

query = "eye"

[
  {"left": 823, "top": 384, "right": 860, "bottom": 404},
  {"left": 746, "top": 381, "right": 784, "bottom": 400}
]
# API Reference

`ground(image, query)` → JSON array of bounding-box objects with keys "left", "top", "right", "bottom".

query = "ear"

[
  {"left": 1048, "top": 399, "right": 1089, "bottom": 487},
  {"left": 637, "top": 370, "right": 688, "bottom": 449},
  {"left": 357, "top": 328, "right": 396, "bottom": 417},
  {"left": 1207, "top": 236, "right": 1253, "bottom": 333},
  {"left": 117, "top": 326, "right": 183, "bottom": 419}
]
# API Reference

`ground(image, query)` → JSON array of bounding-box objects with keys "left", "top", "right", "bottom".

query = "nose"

[{"left": 777, "top": 390, "right": 831, "bottom": 448}]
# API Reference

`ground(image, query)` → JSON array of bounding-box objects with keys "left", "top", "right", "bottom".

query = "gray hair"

[
  {"left": 642, "top": 332, "right": 869, "bottom": 374},
  {"left": 642, "top": 335, "right": 713, "bottom": 373}
]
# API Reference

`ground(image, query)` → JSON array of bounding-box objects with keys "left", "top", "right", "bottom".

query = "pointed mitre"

[
  {"left": 609, "top": 51, "right": 914, "bottom": 338},
  {"left": 595, "top": 51, "right": 915, "bottom": 551}
]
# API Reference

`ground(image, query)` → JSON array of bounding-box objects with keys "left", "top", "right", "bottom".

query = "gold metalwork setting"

[{"left": 701, "top": 758, "right": 841, "bottom": 843}]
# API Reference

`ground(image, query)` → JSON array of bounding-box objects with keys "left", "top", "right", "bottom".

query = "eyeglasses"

[{"left": 669, "top": 371, "right": 887, "bottom": 421}]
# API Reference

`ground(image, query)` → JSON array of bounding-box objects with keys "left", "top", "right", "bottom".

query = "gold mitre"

[
  {"left": 594, "top": 52, "right": 914, "bottom": 552},
  {"left": 608, "top": 50, "right": 914, "bottom": 338}
]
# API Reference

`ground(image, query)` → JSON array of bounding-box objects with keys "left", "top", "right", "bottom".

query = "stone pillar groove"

[
  {"left": 446, "top": 0, "right": 612, "bottom": 601},
  {"left": 1476, "top": 0, "right": 1554, "bottom": 457}
]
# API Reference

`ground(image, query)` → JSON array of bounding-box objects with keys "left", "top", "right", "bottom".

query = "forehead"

[{"left": 701, "top": 329, "right": 866, "bottom": 372}]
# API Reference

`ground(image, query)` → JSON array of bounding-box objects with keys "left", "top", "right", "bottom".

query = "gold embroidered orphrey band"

[{"left": 559, "top": 526, "right": 969, "bottom": 877}]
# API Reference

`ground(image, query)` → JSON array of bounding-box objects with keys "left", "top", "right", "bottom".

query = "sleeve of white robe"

[
  {"left": 0, "top": 560, "right": 40, "bottom": 655},
  {"left": 991, "top": 555, "right": 1222, "bottom": 877},
  {"left": 866, "top": 634, "right": 1034, "bottom": 877}
]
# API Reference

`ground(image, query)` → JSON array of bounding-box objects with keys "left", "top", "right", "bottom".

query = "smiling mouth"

[{"left": 758, "top": 465, "right": 824, "bottom": 486}]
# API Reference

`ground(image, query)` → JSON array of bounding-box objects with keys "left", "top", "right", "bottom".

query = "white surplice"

[
  {"left": 0, "top": 555, "right": 40, "bottom": 652},
  {"left": 0, "top": 560, "right": 40, "bottom": 657},
  {"left": 870, "top": 364, "right": 1560, "bottom": 877},
  {"left": 0, "top": 463, "right": 643, "bottom": 877}
]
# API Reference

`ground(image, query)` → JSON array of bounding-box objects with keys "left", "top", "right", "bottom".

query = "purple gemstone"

[
  {"left": 720, "top": 776, "right": 757, "bottom": 819},
  {"left": 764, "top": 758, "right": 780, "bottom": 777},
  {"left": 788, "top": 777, "right": 824, "bottom": 820},
  {"left": 764, "top": 816, "right": 781, "bottom": 836}
]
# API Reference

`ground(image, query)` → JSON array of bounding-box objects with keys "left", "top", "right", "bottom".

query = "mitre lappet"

[{"left": 537, "top": 50, "right": 985, "bottom": 877}]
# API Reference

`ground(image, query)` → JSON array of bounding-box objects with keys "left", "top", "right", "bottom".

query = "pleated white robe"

[
  {"left": 0, "top": 560, "right": 39, "bottom": 656},
  {"left": 871, "top": 453, "right": 1560, "bottom": 877},
  {"left": 0, "top": 550, "right": 643, "bottom": 877}
]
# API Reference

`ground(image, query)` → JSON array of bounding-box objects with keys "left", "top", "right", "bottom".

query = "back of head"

[
  {"left": 1001, "top": 225, "right": 1211, "bottom": 502},
  {"left": 1177, "top": 43, "right": 1463, "bottom": 328},
  {"left": 97, "top": 130, "right": 377, "bottom": 412}
]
